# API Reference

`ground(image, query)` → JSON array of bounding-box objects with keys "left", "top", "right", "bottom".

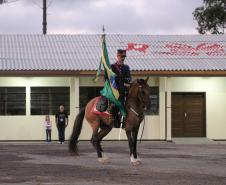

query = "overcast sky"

[{"left": 0, "top": 0, "right": 203, "bottom": 35}]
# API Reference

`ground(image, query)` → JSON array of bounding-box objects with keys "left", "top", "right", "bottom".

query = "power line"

[
  {"left": 0, "top": 0, "right": 20, "bottom": 4},
  {"left": 30, "top": 0, "right": 54, "bottom": 9},
  {"left": 31, "top": 0, "right": 42, "bottom": 9},
  {"left": 47, "top": 0, "right": 54, "bottom": 8}
]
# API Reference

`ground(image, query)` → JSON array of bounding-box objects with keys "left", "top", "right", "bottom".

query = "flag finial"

[{"left": 102, "top": 25, "right": 105, "bottom": 34}]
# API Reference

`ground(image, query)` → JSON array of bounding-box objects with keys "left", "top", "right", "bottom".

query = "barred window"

[
  {"left": 79, "top": 87, "right": 102, "bottom": 108},
  {"left": 0, "top": 87, "right": 26, "bottom": 115},
  {"left": 146, "top": 86, "right": 159, "bottom": 115},
  {"left": 30, "top": 87, "right": 70, "bottom": 115}
]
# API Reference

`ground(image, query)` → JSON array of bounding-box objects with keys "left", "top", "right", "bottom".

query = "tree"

[{"left": 193, "top": 0, "right": 226, "bottom": 34}]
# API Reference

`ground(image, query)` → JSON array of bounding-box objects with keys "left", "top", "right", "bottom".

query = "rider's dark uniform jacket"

[{"left": 111, "top": 63, "right": 131, "bottom": 105}]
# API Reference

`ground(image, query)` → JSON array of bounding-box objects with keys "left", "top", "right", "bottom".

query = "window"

[
  {"left": 30, "top": 87, "right": 70, "bottom": 115},
  {"left": 79, "top": 86, "right": 159, "bottom": 115},
  {"left": 146, "top": 86, "right": 159, "bottom": 115},
  {"left": 0, "top": 87, "right": 26, "bottom": 115},
  {"left": 79, "top": 87, "right": 102, "bottom": 108}
]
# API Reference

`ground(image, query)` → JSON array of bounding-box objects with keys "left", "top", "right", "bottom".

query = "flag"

[{"left": 94, "top": 34, "right": 126, "bottom": 117}]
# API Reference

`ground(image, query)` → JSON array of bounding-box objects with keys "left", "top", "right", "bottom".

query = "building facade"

[{"left": 0, "top": 34, "right": 226, "bottom": 141}]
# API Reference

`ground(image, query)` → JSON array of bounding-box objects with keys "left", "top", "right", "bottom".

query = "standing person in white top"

[{"left": 44, "top": 115, "right": 52, "bottom": 143}]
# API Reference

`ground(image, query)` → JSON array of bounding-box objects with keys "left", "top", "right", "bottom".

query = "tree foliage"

[{"left": 193, "top": 0, "right": 226, "bottom": 34}]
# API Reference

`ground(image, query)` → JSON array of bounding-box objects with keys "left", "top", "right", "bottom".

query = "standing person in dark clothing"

[
  {"left": 111, "top": 49, "right": 131, "bottom": 107},
  {"left": 55, "top": 105, "right": 68, "bottom": 144},
  {"left": 111, "top": 49, "right": 131, "bottom": 127}
]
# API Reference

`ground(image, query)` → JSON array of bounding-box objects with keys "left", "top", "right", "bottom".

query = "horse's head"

[{"left": 128, "top": 77, "right": 150, "bottom": 111}]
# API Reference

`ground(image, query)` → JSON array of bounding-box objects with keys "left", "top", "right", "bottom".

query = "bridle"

[{"left": 127, "top": 83, "right": 149, "bottom": 120}]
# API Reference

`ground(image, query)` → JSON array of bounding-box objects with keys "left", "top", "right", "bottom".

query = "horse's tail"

[{"left": 69, "top": 107, "right": 85, "bottom": 155}]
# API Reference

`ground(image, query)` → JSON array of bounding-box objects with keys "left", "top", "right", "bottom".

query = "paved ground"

[{"left": 0, "top": 141, "right": 226, "bottom": 185}]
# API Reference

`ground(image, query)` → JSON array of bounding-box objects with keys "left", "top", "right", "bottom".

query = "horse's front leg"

[
  {"left": 91, "top": 124, "right": 112, "bottom": 164},
  {"left": 126, "top": 130, "right": 133, "bottom": 156},
  {"left": 126, "top": 129, "right": 141, "bottom": 166}
]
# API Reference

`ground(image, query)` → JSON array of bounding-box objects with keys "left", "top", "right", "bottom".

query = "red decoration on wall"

[
  {"left": 158, "top": 43, "right": 226, "bottom": 56},
  {"left": 126, "top": 43, "right": 149, "bottom": 53}
]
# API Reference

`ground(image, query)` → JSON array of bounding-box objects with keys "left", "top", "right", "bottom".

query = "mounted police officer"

[{"left": 111, "top": 49, "right": 131, "bottom": 127}]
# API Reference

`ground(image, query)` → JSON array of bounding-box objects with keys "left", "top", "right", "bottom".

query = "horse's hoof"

[
  {"left": 131, "top": 160, "right": 142, "bottom": 166},
  {"left": 98, "top": 157, "right": 111, "bottom": 164},
  {"left": 130, "top": 155, "right": 141, "bottom": 166},
  {"left": 69, "top": 151, "right": 79, "bottom": 156}
]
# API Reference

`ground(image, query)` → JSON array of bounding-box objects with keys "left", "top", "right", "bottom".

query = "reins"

[
  {"left": 127, "top": 104, "right": 146, "bottom": 144},
  {"left": 139, "top": 114, "right": 146, "bottom": 144},
  {"left": 128, "top": 105, "right": 143, "bottom": 119}
]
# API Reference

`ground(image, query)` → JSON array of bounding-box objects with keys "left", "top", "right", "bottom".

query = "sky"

[{"left": 0, "top": 0, "right": 204, "bottom": 35}]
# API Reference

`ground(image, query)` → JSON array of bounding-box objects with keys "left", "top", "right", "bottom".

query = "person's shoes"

[{"left": 61, "top": 142, "right": 64, "bottom": 144}]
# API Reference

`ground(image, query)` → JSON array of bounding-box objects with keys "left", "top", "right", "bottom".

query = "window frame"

[
  {"left": 0, "top": 87, "right": 26, "bottom": 116},
  {"left": 30, "top": 86, "right": 70, "bottom": 115},
  {"left": 146, "top": 86, "right": 159, "bottom": 115}
]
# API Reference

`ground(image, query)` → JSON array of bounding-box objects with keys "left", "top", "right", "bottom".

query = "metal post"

[{"left": 43, "top": 0, "right": 47, "bottom": 35}]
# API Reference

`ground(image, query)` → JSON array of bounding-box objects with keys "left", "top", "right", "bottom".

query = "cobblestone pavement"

[{"left": 0, "top": 141, "right": 226, "bottom": 185}]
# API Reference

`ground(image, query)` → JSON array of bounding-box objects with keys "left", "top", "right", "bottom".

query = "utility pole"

[
  {"left": 43, "top": 0, "right": 47, "bottom": 35},
  {"left": 1, "top": 0, "right": 49, "bottom": 34}
]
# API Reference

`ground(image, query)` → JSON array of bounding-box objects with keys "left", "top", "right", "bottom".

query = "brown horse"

[{"left": 69, "top": 77, "right": 150, "bottom": 165}]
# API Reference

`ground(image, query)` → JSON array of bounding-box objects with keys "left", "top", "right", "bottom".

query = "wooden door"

[{"left": 172, "top": 93, "right": 205, "bottom": 137}]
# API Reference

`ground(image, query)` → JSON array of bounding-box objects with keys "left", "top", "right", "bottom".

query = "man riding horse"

[
  {"left": 69, "top": 34, "right": 150, "bottom": 165},
  {"left": 110, "top": 49, "right": 131, "bottom": 127}
]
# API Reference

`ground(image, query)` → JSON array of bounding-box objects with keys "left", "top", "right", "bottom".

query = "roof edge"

[{"left": 1, "top": 70, "right": 226, "bottom": 77}]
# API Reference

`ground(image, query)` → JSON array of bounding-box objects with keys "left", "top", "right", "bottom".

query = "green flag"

[{"left": 94, "top": 34, "right": 126, "bottom": 117}]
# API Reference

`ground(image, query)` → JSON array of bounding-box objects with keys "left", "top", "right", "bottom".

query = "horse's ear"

[{"left": 145, "top": 76, "right": 149, "bottom": 83}]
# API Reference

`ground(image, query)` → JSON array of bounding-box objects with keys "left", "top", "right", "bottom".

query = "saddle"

[
  {"left": 91, "top": 96, "right": 111, "bottom": 116},
  {"left": 96, "top": 96, "right": 108, "bottom": 112},
  {"left": 91, "top": 96, "right": 124, "bottom": 128}
]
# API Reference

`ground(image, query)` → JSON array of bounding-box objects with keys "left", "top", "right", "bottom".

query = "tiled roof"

[{"left": 0, "top": 34, "right": 226, "bottom": 72}]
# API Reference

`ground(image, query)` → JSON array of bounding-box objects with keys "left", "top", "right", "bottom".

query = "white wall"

[
  {"left": 0, "top": 76, "right": 160, "bottom": 141},
  {"left": 170, "top": 77, "right": 226, "bottom": 140},
  {"left": 2, "top": 76, "right": 225, "bottom": 140},
  {"left": 0, "top": 77, "right": 77, "bottom": 141}
]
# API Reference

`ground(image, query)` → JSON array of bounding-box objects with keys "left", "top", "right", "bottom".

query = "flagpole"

[
  {"left": 118, "top": 116, "right": 124, "bottom": 140},
  {"left": 95, "top": 26, "right": 126, "bottom": 140},
  {"left": 102, "top": 25, "right": 105, "bottom": 34}
]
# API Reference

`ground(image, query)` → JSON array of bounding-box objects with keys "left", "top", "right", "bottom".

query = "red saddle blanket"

[{"left": 91, "top": 96, "right": 111, "bottom": 116}]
